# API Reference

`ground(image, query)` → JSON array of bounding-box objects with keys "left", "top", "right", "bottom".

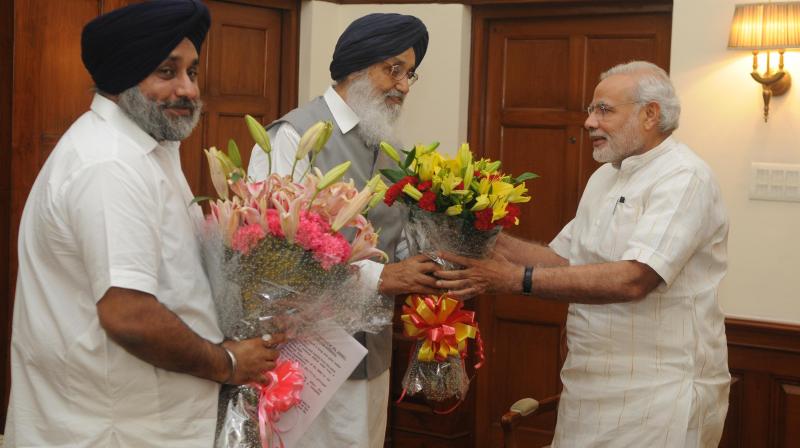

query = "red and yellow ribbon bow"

[{"left": 401, "top": 294, "right": 484, "bottom": 367}]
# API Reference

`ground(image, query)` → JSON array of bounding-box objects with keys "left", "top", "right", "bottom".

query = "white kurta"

[
  {"left": 6, "top": 94, "right": 223, "bottom": 447},
  {"left": 248, "top": 87, "right": 389, "bottom": 448},
  {"left": 549, "top": 136, "right": 730, "bottom": 448}
]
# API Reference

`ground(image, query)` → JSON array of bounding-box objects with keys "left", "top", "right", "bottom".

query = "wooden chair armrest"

[{"left": 501, "top": 394, "right": 560, "bottom": 434}]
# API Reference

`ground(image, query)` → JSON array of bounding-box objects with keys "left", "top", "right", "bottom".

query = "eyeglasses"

[
  {"left": 586, "top": 101, "right": 641, "bottom": 118},
  {"left": 385, "top": 63, "right": 419, "bottom": 86}
]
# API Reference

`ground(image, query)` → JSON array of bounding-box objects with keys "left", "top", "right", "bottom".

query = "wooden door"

[
  {"left": 1, "top": 0, "right": 299, "bottom": 428},
  {"left": 469, "top": 3, "right": 672, "bottom": 447}
]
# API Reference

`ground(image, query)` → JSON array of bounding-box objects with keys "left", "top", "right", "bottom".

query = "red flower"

[
  {"left": 473, "top": 209, "right": 495, "bottom": 231},
  {"left": 417, "top": 181, "right": 432, "bottom": 192},
  {"left": 418, "top": 191, "right": 437, "bottom": 211},
  {"left": 384, "top": 182, "right": 404, "bottom": 206},
  {"left": 498, "top": 204, "right": 520, "bottom": 228},
  {"left": 384, "top": 176, "right": 420, "bottom": 206}
]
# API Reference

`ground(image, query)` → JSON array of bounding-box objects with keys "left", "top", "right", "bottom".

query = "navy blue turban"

[
  {"left": 81, "top": 0, "right": 210, "bottom": 95},
  {"left": 330, "top": 13, "right": 429, "bottom": 81}
]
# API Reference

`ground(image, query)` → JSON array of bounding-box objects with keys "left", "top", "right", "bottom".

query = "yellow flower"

[
  {"left": 417, "top": 152, "right": 444, "bottom": 182},
  {"left": 457, "top": 143, "right": 472, "bottom": 173},
  {"left": 440, "top": 171, "right": 462, "bottom": 196},
  {"left": 507, "top": 183, "right": 531, "bottom": 203},
  {"left": 477, "top": 177, "right": 491, "bottom": 195},
  {"left": 470, "top": 194, "right": 490, "bottom": 211},
  {"left": 491, "top": 197, "right": 509, "bottom": 222},
  {"left": 445, "top": 204, "right": 463, "bottom": 216},
  {"left": 490, "top": 180, "right": 514, "bottom": 198},
  {"left": 402, "top": 183, "right": 423, "bottom": 201}
]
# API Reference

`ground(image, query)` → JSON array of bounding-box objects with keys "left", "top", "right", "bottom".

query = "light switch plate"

[{"left": 750, "top": 162, "right": 800, "bottom": 202}]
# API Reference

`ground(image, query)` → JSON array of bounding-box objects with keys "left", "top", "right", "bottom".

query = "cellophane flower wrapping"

[
  {"left": 399, "top": 294, "right": 483, "bottom": 410},
  {"left": 401, "top": 208, "right": 495, "bottom": 407},
  {"left": 379, "top": 141, "right": 536, "bottom": 409},
  {"left": 201, "top": 166, "right": 392, "bottom": 447},
  {"left": 403, "top": 205, "right": 501, "bottom": 271}
]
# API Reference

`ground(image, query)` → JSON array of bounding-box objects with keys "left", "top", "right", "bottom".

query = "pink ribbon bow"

[{"left": 256, "top": 360, "right": 304, "bottom": 448}]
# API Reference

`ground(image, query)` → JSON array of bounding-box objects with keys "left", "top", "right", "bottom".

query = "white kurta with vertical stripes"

[{"left": 549, "top": 136, "right": 730, "bottom": 447}]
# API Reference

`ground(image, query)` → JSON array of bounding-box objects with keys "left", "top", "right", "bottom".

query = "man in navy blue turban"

[
  {"left": 5, "top": 1, "right": 282, "bottom": 446},
  {"left": 248, "top": 12, "right": 434, "bottom": 448}
]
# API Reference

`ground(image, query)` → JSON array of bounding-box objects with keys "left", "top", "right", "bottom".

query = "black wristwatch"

[{"left": 522, "top": 266, "right": 533, "bottom": 295}]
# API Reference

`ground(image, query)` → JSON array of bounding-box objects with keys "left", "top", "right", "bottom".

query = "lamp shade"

[{"left": 728, "top": 2, "right": 800, "bottom": 49}]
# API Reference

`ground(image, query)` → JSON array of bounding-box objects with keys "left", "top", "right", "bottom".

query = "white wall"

[
  {"left": 298, "top": 1, "right": 471, "bottom": 155},
  {"left": 671, "top": 0, "right": 800, "bottom": 324},
  {"left": 299, "top": 0, "right": 800, "bottom": 324}
]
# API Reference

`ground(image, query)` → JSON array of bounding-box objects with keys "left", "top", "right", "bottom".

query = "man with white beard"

[
  {"left": 6, "top": 2, "right": 282, "bottom": 446},
  {"left": 247, "top": 12, "right": 437, "bottom": 448},
  {"left": 435, "top": 61, "right": 731, "bottom": 447}
]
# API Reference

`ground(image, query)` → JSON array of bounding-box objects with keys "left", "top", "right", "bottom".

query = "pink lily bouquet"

[{"left": 203, "top": 116, "right": 391, "bottom": 448}]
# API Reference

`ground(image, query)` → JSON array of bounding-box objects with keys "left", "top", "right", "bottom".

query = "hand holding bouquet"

[
  {"left": 202, "top": 116, "right": 390, "bottom": 447},
  {"left": 380, "top": 141, "right": 536, "bottom": 409}
]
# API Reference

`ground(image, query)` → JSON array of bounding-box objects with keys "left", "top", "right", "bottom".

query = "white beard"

[
  {"left": 345, "top": 75, "right": 404, "bottom": 149},
  {"left": 591, "top": 113, "right": 644, "bottom": 165}
]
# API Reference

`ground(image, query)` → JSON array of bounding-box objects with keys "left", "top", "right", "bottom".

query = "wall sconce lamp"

[{"left": 728, "top": 2, "right": 800, "bottom": 122}]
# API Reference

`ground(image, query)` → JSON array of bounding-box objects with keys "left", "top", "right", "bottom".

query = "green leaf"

[
  {"left": 401, "top": 146, "right": 416, "bottom": 170},
  {"left": 380, "top": 168, "right": 408, "bottom": 183},
  {"left": 227, "top": 139, "right": 242, "bottom": 169},
  {"left": 190, "top": 196, "right": 212, "bottom": 206},
  {"left": 514, "top": 172, "right": 540, "bottom": 184}
]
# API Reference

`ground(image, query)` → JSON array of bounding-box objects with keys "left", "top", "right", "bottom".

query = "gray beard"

[
  {"left": 591, "top": 113, "right": 644, "bottom": 165},
  {"left": 117, "top": 86, "right": 202, "bottom": 142},
  {"left": 345, "top": 75, "right": 403, "bottom": 149}
]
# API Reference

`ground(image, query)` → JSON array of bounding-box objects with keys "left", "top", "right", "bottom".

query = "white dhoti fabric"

[
  {"left": 295, "top": 369, "right": 390, "bottom": 448},
  {"left": 550, "top": 137, "right": 730, "bottom": 447}
]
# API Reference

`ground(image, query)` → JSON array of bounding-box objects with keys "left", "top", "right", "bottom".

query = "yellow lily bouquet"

[
  {"left": 380, "top": 141, "right": 537, "bottom": 411},
  {"left": 380, "top": 141, "right": 537, "bottom": 270},
  {"left": 201, "top": 116, "right": 392, "bottom": 448}
]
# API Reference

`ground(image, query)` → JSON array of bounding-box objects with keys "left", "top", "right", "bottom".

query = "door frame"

[{"left": 467, "top": 2, "right": 672, "bottom": 446}]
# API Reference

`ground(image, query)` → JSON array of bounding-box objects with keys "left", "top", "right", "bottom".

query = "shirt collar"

[
  {"left": 617, "top": 135, "right": 676, "bottom": 173},
  {"left": 323, "top": 86, "right": 360, "bottom": 134},
  {"left": 90, "top": 93, "right": 159, "bottom": 154}
]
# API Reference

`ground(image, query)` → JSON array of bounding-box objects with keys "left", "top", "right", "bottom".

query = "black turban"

[
  {"left": 81, "top": 0, "right": 210, "bottom": 95},
  {"left": 329, "top": 13, "right": 429, "bottom": 81}
]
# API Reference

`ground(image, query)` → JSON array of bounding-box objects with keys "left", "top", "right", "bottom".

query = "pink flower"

[
  {"left": 349, "top": 222, "right": 388, "bottom": 263},
  {"left": 263, "top": 209, "right": 284, "bottom": 237},
  {"left": 232, "top": 223, "right": 266, "bottom": 254},
  {"left": 295, "top": 211, "right": 352, "bottom": 269}
]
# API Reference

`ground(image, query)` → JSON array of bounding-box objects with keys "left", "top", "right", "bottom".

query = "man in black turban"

[
  {"left": 5, "top": 1, "right": 282, "bottom": 446},
  {"left": 248, "top": 12, "right": 435, "bottom": 448}
]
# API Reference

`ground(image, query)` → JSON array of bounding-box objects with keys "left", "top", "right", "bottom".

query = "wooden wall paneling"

[
  {"left": 724, "top": 319, "right": 800, "bottom": 447},
  {"left": 718, "top": 372, "right": 743, "bottom": 448},
  {"left": 5, "top": 0, "right": 102, "bottom": 427},
  {"left": 773, "top": 379, "right": 800, "bottom": 446},
  {"left": 1, "top": 0, "right": 14, "bottom": 431}
]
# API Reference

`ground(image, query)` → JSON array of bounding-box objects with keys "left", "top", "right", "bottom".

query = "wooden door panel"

[
  {"left": 470, "top": 7, "right": 671, "bottom": 448},
  {"left": 196, "top": 1, "right": 283, "bottom": 198},
  {"left": 503, "top": 38, "right": 571, "bottom": 109},
  {"left": 499, "top": 126, "right": 572, "bottom": 242}
]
